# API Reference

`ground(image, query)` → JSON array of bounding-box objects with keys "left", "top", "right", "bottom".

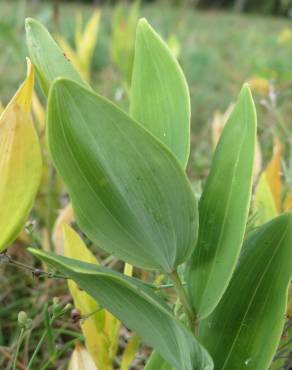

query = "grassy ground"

[{"left": 1, "top": 1, "right": 292, "bottom": 369}]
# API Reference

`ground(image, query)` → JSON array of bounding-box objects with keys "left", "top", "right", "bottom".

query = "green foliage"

[
  {"left": 1, "top": 10, "right": 292, "bottom": 369},
  {"left": 186, "top": 84, "right": 257, "bottom": 319},
  {"left": 47, "top": 78, "right": 198, "bottom": 271},
  {"left": 24, "top": 16, "right": 292, "bottom": 370},
  {"left": 29, "top": 248, "right": 213, "bottom": 370},
  {"left": 198, "top": 212, "right": 292, "bottom": 370},
  {"left": 145, "top": 351, "right": 174, "bottom": 370},
  {"left": 25, "top": 18, "right": 87, "bottom": 96},
  {"left": 130, "top": 19, "right": 190, "bottom": 168}
]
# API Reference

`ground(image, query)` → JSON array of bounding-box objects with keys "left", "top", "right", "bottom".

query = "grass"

[{"left": 1, "top": 0, "right": 292, "bottom": 368}]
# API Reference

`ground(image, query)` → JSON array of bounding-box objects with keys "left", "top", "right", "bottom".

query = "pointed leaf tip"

[{"left": 0, "top": 61, "right": 42, "bottom": 251}]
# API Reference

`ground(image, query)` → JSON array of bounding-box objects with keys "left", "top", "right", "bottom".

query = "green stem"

[
  {"left": 26, "top": 317, "right": 55, "bottom": 370},
  {"left": 12, "top": 328, "right": 25, "bottom": 370},
  {"left": 169, "top": 269, "right": 196, "bottom": 331}
]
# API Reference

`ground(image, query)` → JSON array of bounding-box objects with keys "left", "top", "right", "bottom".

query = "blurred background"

[{"left": 1, "top": 0, "right": 292, "bottom": 178}]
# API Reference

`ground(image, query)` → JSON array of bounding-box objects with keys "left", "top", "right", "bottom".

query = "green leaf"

[
  {"left": 186, "top": 84, "right": 256, "bottom": 319},
  {"left": 198, "top": 212, "right": 292, "bottom": 370},
  {"left": 145, "top": 351, "right": 174, "bottom": 370},
  {"left": 29, "top": 248, "right": 214, "bottom": 370},
  {"left": 25, "top": 18, "right": 88, "bottom": 96},
  {"left": 47, "top": 78, "right": 198, "bottom": 272},
  {"left": 130, "top": 19, "right": 190, "bottom": 168}
]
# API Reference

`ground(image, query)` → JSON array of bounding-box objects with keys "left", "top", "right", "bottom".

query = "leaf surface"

[
  {"left": 198, "top": 212, "right": 292, "bottom": 370},
  {"left": 25, "top": 18, "right": 87, "bottom": 95},
  {"left": 144, "top": 351, "right": 174, "bottom": 370},
  {"left": 0, "top": 59, "right": 42, "bottom": 251},
  {"left": 130, "top": 19, "right": 190, "bottom": 168},
  {"left": 47, "top": 78, "right": 198, "bottom": 271},
  {"left": 29, "top": 248, "right": 213, "bottom": 370},
  {"left": 186, "top": 85, "right": 257, "bottom": 319}
]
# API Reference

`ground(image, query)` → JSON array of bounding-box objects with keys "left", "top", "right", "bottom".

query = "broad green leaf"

[
  {"left": 47, "top": 78, "right": 198, "bottom": 272},
  {"left": 145, "top": 351, "right": 174, "bottom": 370},
  {"left": 130, "top": 19, "right": 190, "bottom": 168},
  {"left": 0, "top": 59, "right": 42, "bottom": 251},
  {"left": 25, "top": 18, "right": 87, "bottom": 96},
  {"left": 29, "top": 248, "right": 214, "bottom": 370},
  {"left": 198, "top": 212, "right": 292, "bottom": 370},
  {"left": 186, "top": 84, "right": 257, "bottom": 319},
  {"left": 253, "top": 172, "right": 278, "bottom": 226},
  {"left": 68, "top": 343, "right": 97, "bottom": 370}
]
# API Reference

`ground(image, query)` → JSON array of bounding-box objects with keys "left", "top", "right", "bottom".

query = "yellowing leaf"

[
  {"left": 32, "top": 91, "right": 45, "bottom": 133},
  {"left": 75, "top": 10, "right": 101, "bottom": 81},
  {"left": 248, "top": 76, "right": 270, "bottom": 96},
  {"left": 120, "top": 334, "right": 140, "bottom": 370},
  {"left": 284, "top": 193, "right": 292, "bottom": 211},
  {"left": 266, "top": 139, "right": 282, "bottom": 212},
  {"left": 254, "top": 172, "right": 278, "bottom": 226},
  {"left": 52, "top": 203, "right": 74, "bottom": 254},
  {"left": 63, "top": 225, "right": 116, "bottom": 370},
  {"left": 0, "top": 58, "right": 42, "bottom": 251},
  {"left": 68, "top": 342, "right": 97, "bottom": 370}
]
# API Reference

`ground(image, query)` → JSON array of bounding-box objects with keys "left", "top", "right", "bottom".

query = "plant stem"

[
  {"left": 12, "top": 328, "right": 25, "bottom": 370},
  {"left": 168, "top": 269, "right": 196, "bottom": 331},
  {"left": 0, "top": 252, "right": 67, "bottom": 279},
  {"left": 26, "top": 317, "right": 54, "bottom": 370}
]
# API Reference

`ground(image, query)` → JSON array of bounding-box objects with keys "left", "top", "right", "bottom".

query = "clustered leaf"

[
  {"left": 22, "top": 16, "right": 292, "bottom": 370},
  {"left": 29, "top": 248, "right": 213, "bottom": 370}
]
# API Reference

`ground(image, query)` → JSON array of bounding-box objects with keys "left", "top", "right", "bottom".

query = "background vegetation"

[{"left": 1, "top": 0, "right": 292, "bottom": 368}]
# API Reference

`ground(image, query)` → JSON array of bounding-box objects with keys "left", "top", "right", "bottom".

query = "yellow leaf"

[
  {"left": 120, "top": 334, "right": 140, "bottom": 370},
  {"left": 266, "top": 138, "right": 282, "bottom": 212},
  {"left": 283, "top": 192, "right": 292, "bottom": 211},
  {"left": 0, "top": 58, "right": 42, "bottom": 251},
  {"left": 254, "top": 172, "right": 278, "bottom": 226},
  {"left": 52, "top": 203, "right": 74, "bottom": 254},
  {"left": 76, "top": 10, "right": 101, "bottom": 81},
  {"left": 287, "top": 286, "right": 292, "bottom": 318},
  {"left": 63, "top": 225, "right": 115, "bottom": 370},
  {"left": 32, "top": 91, "right": 45, "bottom": 133},
  {"left": 248, "top": 76, "right": 270, "bottom": 96},
  {"left": 123, "top": 262, "right": 133, "bottom": 277},
  {"left": 68, "top": 342, "right": 98, "bottom": 370}
]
